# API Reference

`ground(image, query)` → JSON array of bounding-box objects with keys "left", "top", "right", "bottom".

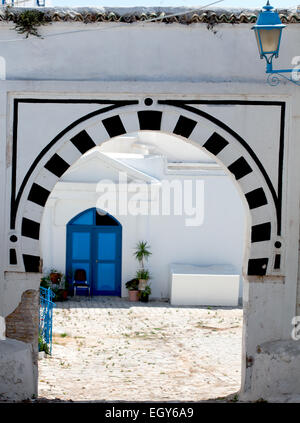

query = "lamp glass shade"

[{"left": 255, "top": 28, "right": 281, "bottom": 56}]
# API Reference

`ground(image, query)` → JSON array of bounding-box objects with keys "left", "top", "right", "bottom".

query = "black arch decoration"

[{"left": 9, "top": 98, "right": 286, "bottom": 277}]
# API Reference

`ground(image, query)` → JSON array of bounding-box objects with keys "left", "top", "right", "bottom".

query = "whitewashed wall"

[{"left": 0, "top": 18, "right": 298, "bottom": 83}]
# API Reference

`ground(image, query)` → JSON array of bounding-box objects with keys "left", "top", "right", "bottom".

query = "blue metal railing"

[{"left": 39, "top": 286, "right": 56, "bottom": 355}]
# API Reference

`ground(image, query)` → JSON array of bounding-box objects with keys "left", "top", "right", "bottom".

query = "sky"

[{"left": 50, "top": 1, "right": 298, "bottom": 9}]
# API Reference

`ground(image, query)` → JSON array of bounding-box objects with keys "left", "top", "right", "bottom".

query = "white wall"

[
  {"left": 1, "top": 8, "right": 300, "bottom": 399},
  {"left": 0, "top": 16, "right": 298, "bottom": 83}
]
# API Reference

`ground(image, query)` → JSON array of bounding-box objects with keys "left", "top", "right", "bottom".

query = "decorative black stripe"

[
  {"left": 23, "top": 254, "right": 40, "bottom": 272},
  {"left": 44, "top": 154, "right": 70, "bottom": 178},
  {"left": 138, "top": 111, "right": 162, "bottom": 130},
  {"left": 274, "top": 254, "right": 281, "bottom": 270},
  {"left": 70, "top": 130, "right": 96, "bottom": 154},
  {"left": 28, "top": 183, "right": 51, "bottom": 207},
  {"left": 247, "top": 258, "right": 268, "bottom": 276},
  {"left": 251, "top": 222, "right": 271, "bottom": 243},
  {"left": 102, "top": 115, "right": 126, "bottom": 138},
  {"left": 173, "top": 116, "right": 197, "bottom": 138},
  {"left": 11, "top": 100, "right": 18, "bottom": 231},
  {"left": 245, "top": 188, "right": 268, "bottom": 210},
  {"left": 9, "top": 249, "right": 17, "bottom": 265},
  {"left": 277, "top": 103, "right": 285, "bottom": 235},
  {"left": 202, "top": 132, "right": 229, "bottom": 155},
  {"left": 228, "top": 157, "right": 253, "bottom": 180},
  {"left": 159, "top": 100, "right": 287, "bottom": 106},
  {"left": 21, "top": 218, "right": 40, "bottom": 240}
]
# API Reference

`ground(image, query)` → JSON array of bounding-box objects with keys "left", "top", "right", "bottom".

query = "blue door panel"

[
  {"left": 93, "top": 227, "right": 121, "bottom": 295},
  {"left": 96, "top": 263, "right": 115, "bottom": 292},
  {"left": 97, "top": 232, "right": 116, "bottom": 261},
  {"left": 72, "top": 232, "right": 90, "bottom": 260}
]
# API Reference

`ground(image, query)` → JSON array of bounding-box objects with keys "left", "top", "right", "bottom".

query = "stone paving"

[{"left": 38, "top": 296, "right": 243, "bottom": 402}]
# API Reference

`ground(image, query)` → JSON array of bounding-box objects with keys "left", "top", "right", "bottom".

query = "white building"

[{"left": 0, "top": 4, "right": 300, "bottom": 402}]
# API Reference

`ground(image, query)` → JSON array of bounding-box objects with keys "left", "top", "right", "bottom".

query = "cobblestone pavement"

[{"left": 38, "top": 297, "right": 243, "bottom": 402}]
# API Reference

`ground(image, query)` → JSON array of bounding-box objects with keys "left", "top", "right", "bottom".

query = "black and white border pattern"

[{"left": 8, "top": 98, "right": 286, "bottom": 277}]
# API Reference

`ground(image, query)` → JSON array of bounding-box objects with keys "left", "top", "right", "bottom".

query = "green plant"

[
  {"left": 40, "top": 269, "right": 68, "bottom": 300},
  {"left": 40, "top": 275, "right": 51, "bottom": 289},
  {"left": 125, "top": 278, "right": 139, "bottom": 291},
  {"left": 134, "top": 241, "right": 151, "bottom": 268},
  {"left": 41, "top": 269, "right": 66, "bottom": 286},
  {"left": 230, "top": 393, "right": 239, "bottom": 402},
  {"left": 12, "top": 9, "right": 50, "bottom": 38},
  {"left": 140, "top": 284, "right": 151, "bottom": 299},
  {"left": 38, "top": 331, "right": 49, "bottom": 354},
  {"left": 136, "top": 269, "right": 150, "bottom": 280},
  {"left": 52, "top": 286, "right": 68, "bottom": 302},
  {"left": 255, "top": 397, "right": 268, "bottom": 403}
]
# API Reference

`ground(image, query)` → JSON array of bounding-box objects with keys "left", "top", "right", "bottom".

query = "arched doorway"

[
  {"left": 5, "top": 97, "right": 289, "bottom": 400},
  {"left": 37, "top": 131, "right": 245, "bottom": 400},
  {"left": 15, "top": 103, "right": 278, "bottom": 278},
  {"left": 66, "top": 208, "right": 122, "bottom": 296}
]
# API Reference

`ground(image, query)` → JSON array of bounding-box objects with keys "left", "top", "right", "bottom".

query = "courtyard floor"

[{"left": 38, "top": 297, "right": 243, "bottom": 402}]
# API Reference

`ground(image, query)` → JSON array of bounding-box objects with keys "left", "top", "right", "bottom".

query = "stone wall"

[
  {"left": 5, "top": 289, "right": 39, "bottom": 386},
  {"left": 0, "top": 339, "right": 36, "bottom": 401}
]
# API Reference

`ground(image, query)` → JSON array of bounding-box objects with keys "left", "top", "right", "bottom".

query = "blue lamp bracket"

[
  {"left": 253, "top": 1, "right": 300, "bottom": 86},
  {"left": 266, "top": 63, "right": 300, "bottom": 87}
]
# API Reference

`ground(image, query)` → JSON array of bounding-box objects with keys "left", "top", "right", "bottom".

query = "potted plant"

[
  {"left": 54, "top": 274, "right": 69, "bottom": 302},
  {"left": 40, "top": 269, "right": 68, "bottom": 301},
  {"left": 136, "top": 269, "right": 150, "bottom": 291},
  {"left": 49, "top": 269, "right": 62, "bottom": 285},
  {"left": 125, "top": 278, "right": 140, "bottom": 302},
  {"left": 59, "top": 274, "right": 69, "bottom": 300},
  {"left": 40, "top": 274, "right": 51, "bottom": 289},
  {"left": 134, "top": 241, "right": 151, "bottom": 291},
  {"left": 140, "top": 284, "right": 151, "bottom": 303}
]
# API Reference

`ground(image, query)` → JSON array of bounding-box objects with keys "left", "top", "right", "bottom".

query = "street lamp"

[{"left": 252, "top": 1, "right": 299, "bottom": 85}]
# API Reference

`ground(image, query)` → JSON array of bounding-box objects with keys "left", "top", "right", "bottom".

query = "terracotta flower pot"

[
  {"left": 50, "top": 272, "right": 61, "bottom": 284},
  {"left": 129, "top": 290, "right": 140, "bottom": 302}
]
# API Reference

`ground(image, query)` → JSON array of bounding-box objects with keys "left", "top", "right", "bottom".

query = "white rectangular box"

[{"left": 170, "top": 264, "right": 240, "bottom": 306}]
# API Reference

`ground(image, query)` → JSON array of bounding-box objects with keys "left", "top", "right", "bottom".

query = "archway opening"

[{"left": 38, "top": 130, "right": 248, "bottom": 401}]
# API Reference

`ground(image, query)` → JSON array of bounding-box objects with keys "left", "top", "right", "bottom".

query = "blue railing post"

[{"left": 39, "top": 286, "right": 56, "bottom": 355}]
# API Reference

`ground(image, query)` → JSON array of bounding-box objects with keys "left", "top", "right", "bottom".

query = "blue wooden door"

[
  {"left": 66, "top": 209, "right": 122, "bottom": 296},
  {"left": 94, "top": 227, "right": 121, "bottom": 296}
]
